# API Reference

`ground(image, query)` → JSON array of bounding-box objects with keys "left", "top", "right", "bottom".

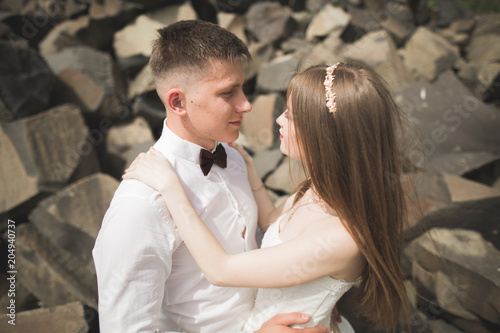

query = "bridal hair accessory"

[{"left": 324, "top": 62, "right": 340, "bottom": 113}]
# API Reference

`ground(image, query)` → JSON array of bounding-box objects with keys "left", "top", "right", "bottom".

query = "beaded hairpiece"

[{"left": 324, "top": 62, "right": 340, "bottom": 113}]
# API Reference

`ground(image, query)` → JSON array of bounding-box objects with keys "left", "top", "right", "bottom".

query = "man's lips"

[{"left": 229, "top": 120, "right": 242, "bottom": 126}]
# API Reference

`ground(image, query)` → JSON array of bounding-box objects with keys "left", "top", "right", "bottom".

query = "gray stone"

[
  {"left": 44, "top": 46, "right": 127, "bottom": 118},
  {"left": 341, "top": 30, "right": 415, "bottom": 91},
  {"left": 15, "top": 223, "right": 98, "bottom": 309},
  {"left": 438, "top": 27, "right": 470, "bottom": 48},
  {"left": 290, "top": 11, "right": 313, "bottom": 36},
  {"left": 363, "top": 0, "right": 385, "bottom": 12},
  {"left": 89, "top": 0, "right": 140, "bottom": 21},
  {"left": 0, "top": 126, "right": 38, "bottom": 213},
  {"left": 57, "top": 68, "right": 106, "bottom": 113},
  {"left": 346, "top": 6, "right": 381, "bottom": 40},
  {"left": 241, "top": 94, "right": 284, "bottom": 152},
  {"left": 363, "top": 0, "right": 415, "bottom": 45},
  {"left": 300, "top": 38, "right": 342, "bottom": 70},
  {"left": 218, "top": 12, "right": 247, "bottom": 45},
  {"left": 399, "top": 27, "right": 460, "bottom": 81},
  {"left": 280, "top": 36, "right": 313, "bottom": 56},
  {"left": 113, "top": 3, "right": 196, "bottom": 60},
  {"left": 428, "top": 319, "right": 465, "bottom": 333},
  {"left": 0, "top": 0, "right": 24, "bottom": 12},
  {"left": 436, "top": 0, "right": 473, "bottom": 28},
  {"left": 305, "top": 4, "right": 351, "bottom": 41},
  {"left": 265, "top": 157, "right": 307, "bottom": 193},
  {"left": 0, "top": 277, "right": 37, "bottom": 315},
  {"left": 404, "top": 171, "right": 500, "bottom": 248},
  {"left": 379, "top": 14, "right": 413, "bottom": 46},
  {"left": 470, "top": 13, "right": 500, "bottom": 38},
  {"left": 38, "top": 15, "right": 89, "bottom": 55},
  {"left": 29, "top": 173, "right": 119, "bottom": 264},
  {"left": 256, "top": 53, "right": 301, "bottom": 92},
  {"left": 467, "top": 34, "right": 500, "bottom": 65},
  {"left": 449, "top": 18, "right": 476, "bottom": 34},
  {"left": 131, "top": 91, "right": 166, "bottom": 134},
  {"left": 244, "top": 41, "right": 275, "bottom": 81},
  {"left": 305, "top": 0, "right": 331, "bottom": 14},
  {"left": 253, "top": 148, "right": 284, "bottom": 179},
  {"left": 44, "top": 46, "right": 115, "bottom": 95},
  {"left": 245, "top": 2, "right": 293, "bottom": 43},
  {"left": 128, "top": 64, "right": 156, "bottom": 100},
  {"left": 462, "top": 155, "right": 500, "bottom": 187},
  {"left": 213, "top": 0, "right": 254, "bottom": 13},
  {"left": 408, "top": 228, "right": 500, "bottom": 330},
  {"left": 410, "top": 0, "right": 432, "bottom": 26},
  {"left": 394, "top": 70, "right": 500, "bottom": 175},
  {"left": 105, "top": 117, "right": 155, "bottom": 175},
  {"left": 0, "top": 41, "right": 56, "bottom": 120},
  {"left": 0, "top": 104, "right": 92, "bottom": 187},
  {"left": 465, "top": 28, "right": 500, "bottom": 101},
  {"left": 0, "top": 21, "right": 11, "bottom": 38},
  {"left": 126, "top": 140, "right": 156, "bottom": 169},
  {"left": 0, "top": 301, "right": 98, "bottom": 333}
]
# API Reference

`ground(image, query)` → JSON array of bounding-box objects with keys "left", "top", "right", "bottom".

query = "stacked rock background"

[{"left": 0, "top": 0, "right": 499, "bottom": 332}]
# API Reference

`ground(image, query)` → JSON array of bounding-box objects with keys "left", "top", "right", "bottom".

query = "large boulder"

[
  {"left": 15, "top": 173, "right": 119, "bottom": 309},
  {"left": 404, "top": 171, "right": 500, "bottom": 248},
  {"left": 104, "top": 117, "right": 155, "bottom": 176},
  {"left": 0, "top": 301, "right": 98, "bottom": 333},
  {"left": 44, "top": 46, "right": 127, "bottom": 118},
  {"left": 399, "top": 26, "right": 460, "bottom": 81},
  {"left": 112, "top": 3, "right": 196, "bottom": 67},
  {"left": 256, "top": 53, "right": 301, "bottom": 93},
  {"left": 241, "top": 94, "right": 284, "bottom": 152},
  {"left": 265, "top": 157, "right": 307, "bottom": 193},
  {"left": 465, "top": 14, "right": 500, "bottom": 101},
  {"left": 29, "top": 173, "right": 119, "bottom": 266},
  {"left": 407, "top": 228, "right": 500, "bottom": 332},
  {"left": 0, "top": 41, "right": 56, "bottom": 120},
  {"left": 394, "top": 70, "right": 500, "bottom": 175},
  {"left": 0, "top": 126, "right": 38, "bottom": 214},
  {"left": 341, "top": 29, "right": 415, "bottom": 91},
  {"left": 305, "top": 4, "right": 351, "bottom": 41},
  {"left": 245, "top": 2, "right": 294, "bottom": 43},
  {"left": 0, "top": 103, "right": 96, "bottom": 189}
]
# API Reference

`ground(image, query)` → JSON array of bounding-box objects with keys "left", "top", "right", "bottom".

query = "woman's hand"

[{"left": 123, "top": 147, "right": 178, "bottom": 194}]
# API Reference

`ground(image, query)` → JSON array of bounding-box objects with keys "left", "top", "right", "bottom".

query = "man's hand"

[{"left": 255, "top": 313, "right": 329, "bottom": 333}]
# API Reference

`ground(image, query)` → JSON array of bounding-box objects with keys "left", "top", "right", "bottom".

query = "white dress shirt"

[{"left": 93, "top": 121, "right": 259, "bottom": 332}]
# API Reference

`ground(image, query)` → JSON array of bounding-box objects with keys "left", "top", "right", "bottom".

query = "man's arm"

[{"left": 93, "top": 192, "right": 180, "bottom": 332}]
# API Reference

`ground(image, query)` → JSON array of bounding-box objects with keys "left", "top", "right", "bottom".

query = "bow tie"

[{"left": 199, "top": 144, "right": 227, "bottom": 176}]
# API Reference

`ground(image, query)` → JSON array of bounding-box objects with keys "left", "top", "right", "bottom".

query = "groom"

[{"left": 93, "top": 20, "right": 328, "bottom": 332}]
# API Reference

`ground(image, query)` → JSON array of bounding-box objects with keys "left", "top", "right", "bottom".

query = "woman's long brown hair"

[{"left": 288, "top": 63, "right": 410, "bottom": 332}]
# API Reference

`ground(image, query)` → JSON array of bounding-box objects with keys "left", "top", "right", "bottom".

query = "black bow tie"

[{"left": 199, "top": 144, "right": 227, "bottom": 176}]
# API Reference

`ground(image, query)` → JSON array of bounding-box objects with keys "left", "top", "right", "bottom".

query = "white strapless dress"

[{"left": 242, "top": 216, "right": 356, "bottom": 332}]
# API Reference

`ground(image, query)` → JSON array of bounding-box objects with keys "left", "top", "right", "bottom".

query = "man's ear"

[{"left": 165, "top": 88, "right": 187, "bottom": 117}]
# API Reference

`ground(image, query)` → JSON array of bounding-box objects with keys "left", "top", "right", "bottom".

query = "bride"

[{"left": 124, "top": 62, "right": 411, "bottom": 332}]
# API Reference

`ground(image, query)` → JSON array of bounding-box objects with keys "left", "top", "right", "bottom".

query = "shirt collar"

[{"left": 155, "top": 119, "right": 220, "bottom": 165}]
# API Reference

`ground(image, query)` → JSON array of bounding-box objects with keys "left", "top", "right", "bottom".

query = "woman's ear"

[{"left": 165, "top": 88, "right": 187, "bottom": 117}]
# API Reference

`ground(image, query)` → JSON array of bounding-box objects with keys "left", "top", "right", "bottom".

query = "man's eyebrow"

[{"left": 220, "top": 80, "right": 246, "bottom": 90}]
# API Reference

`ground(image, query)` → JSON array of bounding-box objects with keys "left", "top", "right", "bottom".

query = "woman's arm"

[
  {"left": 228, "top": 143, "right": 289, "bottom": 232},
  {"left": 124, "top": 148, "right": 359, "bottom": 289}
]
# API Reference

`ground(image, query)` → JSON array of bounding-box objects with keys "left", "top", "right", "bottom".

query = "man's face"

[{"left": 181, "top": 59, "right": 251, "bottom": 150}]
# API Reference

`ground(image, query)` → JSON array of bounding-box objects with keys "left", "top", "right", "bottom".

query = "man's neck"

[{"left": 165, "top": 118, "right": 216, "bottom": 151}]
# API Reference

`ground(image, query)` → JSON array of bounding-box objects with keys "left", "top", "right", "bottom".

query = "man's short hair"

[{"left": 150, "top": 20, "right": 251, "bottom": 81}]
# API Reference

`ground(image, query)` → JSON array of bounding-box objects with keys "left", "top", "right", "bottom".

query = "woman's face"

[{"left": 276, "top": 100, "right": 301, "bottom": 160}]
